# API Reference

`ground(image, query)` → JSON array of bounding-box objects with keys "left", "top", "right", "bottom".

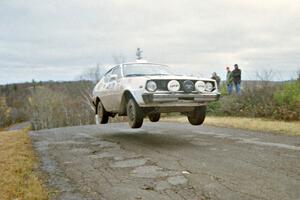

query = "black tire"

[
  {"left": 97, "top": 101, "right": 109, "bottom": 124},
  {"left": 187, "top": 106, "right": 206, "bottom": 125},
  {"left": 148, "top": 113, "right": 160, "bottom": 122},
  {"left": 127, "top": 98, "right": 144, "bottom": 128}
]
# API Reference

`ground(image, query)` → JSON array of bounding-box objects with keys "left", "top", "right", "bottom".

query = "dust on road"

[{"left": 30, "top": 122, "right": 300, "bottom": 200}]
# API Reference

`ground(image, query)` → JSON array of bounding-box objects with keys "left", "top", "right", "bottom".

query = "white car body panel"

[{"left": 92, "top": 62, "right": 220, "bottom": 113}]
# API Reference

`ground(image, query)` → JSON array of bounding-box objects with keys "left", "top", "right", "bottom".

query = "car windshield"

[{"left": 123, "top": 64, "right": 173, "bottom": 77}]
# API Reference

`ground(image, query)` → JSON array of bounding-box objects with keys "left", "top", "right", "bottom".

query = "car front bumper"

[{"left": 141, "top": 92, "right": 220, "bottom": 107}]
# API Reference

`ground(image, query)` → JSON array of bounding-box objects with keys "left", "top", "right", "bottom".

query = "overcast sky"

[{"left": 0, "top": 0, "right": 299, "bottom": 84}]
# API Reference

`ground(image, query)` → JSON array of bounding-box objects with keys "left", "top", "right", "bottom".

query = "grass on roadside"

[
  {"left": 0, "top": 128, "right": 48, "bottom": 200},
  {"left": 161, "top": 116, "right": 300, "bottom": 136}
]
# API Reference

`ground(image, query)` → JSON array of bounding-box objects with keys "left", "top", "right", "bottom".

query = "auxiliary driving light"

[
  {"left": 205, "top": 82, "right": 214, "bottom": 92},
  {"left": 195, "top": 81, "right": 206, "bottom": 92},
  {"left": 167, "top": 80, "right": 180, "bottom": 92},
  {"left": 182, "top": 80, "right": 194, "bottom": 93}
]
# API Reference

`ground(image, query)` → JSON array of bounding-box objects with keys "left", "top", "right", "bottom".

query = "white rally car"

[{"left": 92, "top": 61, "right": 220, "bottom": 128}]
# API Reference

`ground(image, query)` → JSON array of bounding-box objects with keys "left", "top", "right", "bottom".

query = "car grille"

[{"left": 153, "top": 80, "right": 215, "bottom": 92}]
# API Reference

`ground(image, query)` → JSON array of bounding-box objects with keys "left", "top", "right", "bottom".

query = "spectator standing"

[
  {"left": 232, "top": 64, "right": 242, "bottom": 95},
  {"left": 226, "top": 67, "right": 233, "bottom": 94},
  {"left": 211, "top": 72, "right": 221, "bottom": 90}
]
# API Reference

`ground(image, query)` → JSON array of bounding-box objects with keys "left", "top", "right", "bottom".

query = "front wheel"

[
  {"left": 127, "top": 98, "right": 144, "bottom": 128},
  {"left": 187, "top": 106, "right": 206, "bottom": 125},
  {"left": 96, "top": 101, "right": 109, "bottom": 124},
  {"left": 148, "top": 113, "right": 160, "bottom": 122}
]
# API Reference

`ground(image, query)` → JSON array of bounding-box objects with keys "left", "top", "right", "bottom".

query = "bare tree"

[
  {"left": 30, "top": 87, "right": 95, "bottom": 130},
  {"left": 0, "top": 96, "right": 11, "bottom": 127},
  {"left": 255, "top": 70, "right": 275, "bottom": 88},
  {"left": 255, "top": 70, "right": 274, "bottom": 82},
  {"left": 79, "top": 64, "right": 105, "bottom": 83},
  {"left": 77, "top": 64, "right": 105, "bottom": 114}
]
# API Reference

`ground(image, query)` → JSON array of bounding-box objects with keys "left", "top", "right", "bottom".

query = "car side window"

[
  {"left": 104, "top": 69, "right": 113, "bottom": 83},
  {"left": 111, "top": 66, "right": 122, "bottom": 79}
]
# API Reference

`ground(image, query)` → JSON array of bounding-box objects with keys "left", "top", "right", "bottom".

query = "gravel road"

[{"left": 30, "top": 122, "right": 300, "bottom": 200}]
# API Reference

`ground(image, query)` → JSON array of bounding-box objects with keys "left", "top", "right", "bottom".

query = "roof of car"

[{"left": 121, "top": 60, "right": 168, "bottom": 66}]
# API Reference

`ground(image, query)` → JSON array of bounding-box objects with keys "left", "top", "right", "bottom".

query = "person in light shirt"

[{"left": 226, "top": 66, "right": 233, "bottom": 95}]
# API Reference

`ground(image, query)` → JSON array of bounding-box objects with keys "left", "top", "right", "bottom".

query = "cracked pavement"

[{"left": 30, "top": 122, "right": 300, "bottom": 200}]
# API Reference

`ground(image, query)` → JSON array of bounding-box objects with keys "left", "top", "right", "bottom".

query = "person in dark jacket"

[
  {"left": 232, "top": 64, "right": 241, "bottom": 95},
  {"left": 211, "top": 72, "right": 221, "bottom": 90}
]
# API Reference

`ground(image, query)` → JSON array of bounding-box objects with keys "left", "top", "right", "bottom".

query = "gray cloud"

[{"left": 0, "top": 0, "right": 299, "bottom": 84}]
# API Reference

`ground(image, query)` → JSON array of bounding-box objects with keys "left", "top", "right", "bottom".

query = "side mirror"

[{"left": 109, "top": 74, "right": 118, "bottom": 81}]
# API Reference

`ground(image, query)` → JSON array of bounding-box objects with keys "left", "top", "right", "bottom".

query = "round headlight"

[
  {"left": 146, "top": 81, "right": 157, "bottom": 92},
  {"left": 167, "top": 80, "right": 180, "bottom": 92},
  {"left": 195, "top": 81, "right": 205, "bottom": 92},
  {"left": 205, "top": 82, "right": 214, "bottom": 92}
]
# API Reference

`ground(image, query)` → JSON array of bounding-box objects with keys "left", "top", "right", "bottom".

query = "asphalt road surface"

[{"left": 30, "top": 122, "right": 300, "bottom": 200}]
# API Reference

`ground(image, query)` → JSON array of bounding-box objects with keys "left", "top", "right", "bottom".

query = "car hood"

[{"left": 143, "top": 75, "right": 214, "bottom": 82}]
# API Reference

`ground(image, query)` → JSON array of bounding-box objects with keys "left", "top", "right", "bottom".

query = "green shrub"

[
  {"left": 274, "top": 81, "right": 300, "bottom": 120},
  {"left": 207, "top": 81, "right": 299, "bottom": 121},
  {"left": 207, "top": 101, "right": 222, "bottom": 115},
  {"left": 275, "top": 81, "right": 300, "bottom": 107}
]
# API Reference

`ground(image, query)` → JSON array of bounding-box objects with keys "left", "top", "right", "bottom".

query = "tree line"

[
  {"left": 0, "top": 80, "right": 95, "bottom": 129},
  {"left": 0, "top": 77, "right": 299, "bottom": 130}
]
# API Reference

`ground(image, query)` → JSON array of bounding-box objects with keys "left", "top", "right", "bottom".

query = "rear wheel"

[
  {"left": 127, "top": 98, "right": 144, "bottom": 128},
  {"left": 187, "top": 106, "right": 206, "bottom": 125},
  {"left": 148, "top": 113, "right": 160, "bottom": 122},
  {"left": 97, "top": 101, "right": 109, "bottom": 124}
]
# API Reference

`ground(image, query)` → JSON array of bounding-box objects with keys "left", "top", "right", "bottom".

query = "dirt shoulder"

[
  {"left": 0, "top": 127, "right": 48, "bottom": 200},
  {"left": 161, "top": 116, "right": 300, "bottom": 136}
]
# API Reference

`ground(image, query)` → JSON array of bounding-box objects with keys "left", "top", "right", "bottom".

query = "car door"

[
  {"left": 110, "top": 66, "right": 123, "bottom": 112},
  {"left": 100, "top": 68, "right": 114, "bottom": 111}
]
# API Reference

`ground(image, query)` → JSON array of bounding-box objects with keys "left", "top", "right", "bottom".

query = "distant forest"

[{"left": 0, "top": 80, "right": 95, "bottom": 129}]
